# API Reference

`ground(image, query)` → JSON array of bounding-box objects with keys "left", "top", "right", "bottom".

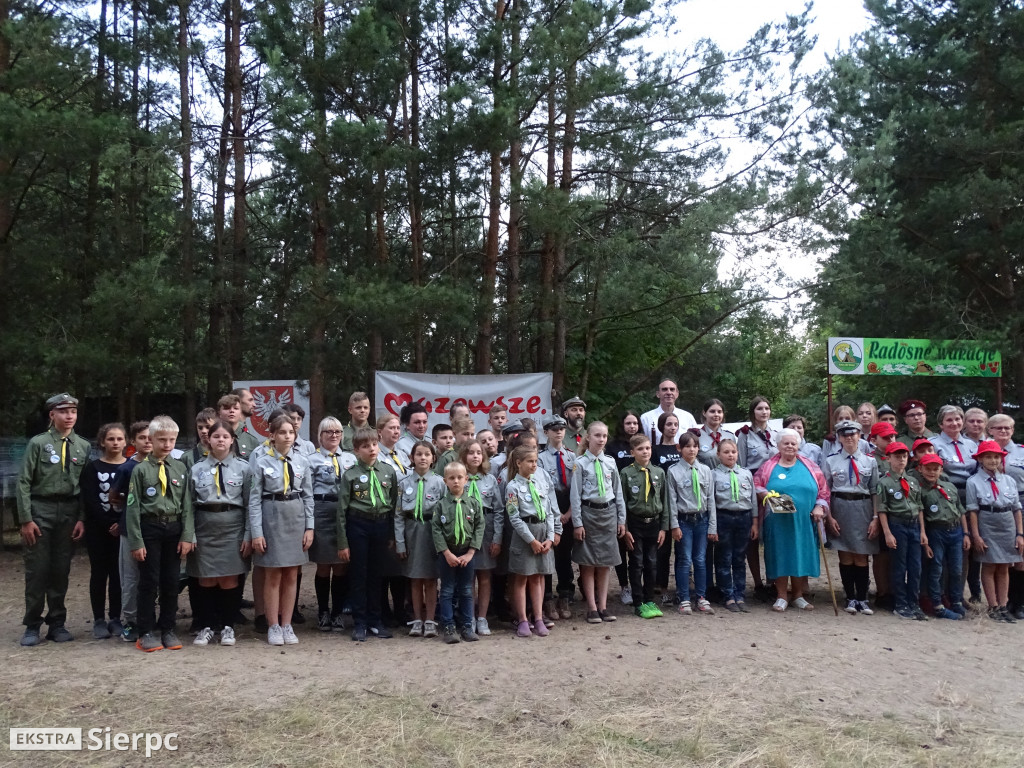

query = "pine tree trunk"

[
  {"left": 309, "top": 0, "right": 329, "bottom": 431},
  {"left": 179, "top": 0, "right": 196, "bottom": 433},
  {"left": 228, "top": 0, "right": 247, "bottom": 380},
  {"left": 209, "top": 6, "right": 232, "bottom": 402}
]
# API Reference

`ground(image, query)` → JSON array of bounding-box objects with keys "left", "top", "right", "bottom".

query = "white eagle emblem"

[{"left": 252, "top": 387, "right": 293, "bottom": 432}]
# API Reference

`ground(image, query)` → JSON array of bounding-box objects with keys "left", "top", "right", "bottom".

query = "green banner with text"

[{"left": 828, "top": 337, "right": 1001, "bottom": 377}]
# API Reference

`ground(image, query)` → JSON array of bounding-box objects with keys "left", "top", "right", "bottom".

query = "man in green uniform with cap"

[{"left": 16, "top": 393, "right": 91, "bottom": 645}]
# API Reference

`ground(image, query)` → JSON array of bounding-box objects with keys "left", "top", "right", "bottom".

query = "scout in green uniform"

[
  {"left": 16, "top": 393, "right": 90, "bottom": 646},
  {"left": 218, "top": 393, "right": 260, "bottom": 461},
  {"left": 433, "top": 461, "right": 485, "bottom": 643},
  {"left": 126, "top": 416, "right": 195, "bottom": 652},
  {"left": 917, "top": 453, "right": 968, "bottom": 620},
  {"left": 876, "top": 443, "right": 926, "bottom": 620},
  {"left": 896, "top": 399, "right": 936, "bottom": 450},
  {"left": 435, "top": 417, "right": 475, "bottom": 478},
  {"left": 620, "top": 435, "right": 670, "bottom": 618},
  {"left": 561, "top": 396, "right": 587, "bottom": 452},
  {"left": 431, "top": 423, "right": 456, "bottom": 476},
  {"left": 342, "top": 391, "right": 372, "bottom": 452}
]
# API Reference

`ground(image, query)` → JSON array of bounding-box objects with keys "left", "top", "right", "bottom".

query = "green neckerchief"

[
  {"left": 467, "top": 475, "right": 483, "bottom": 506},
  {"left": 453, "top": 497, "right": 467, "bottom": 546},
  {"left": 730, "top": 468, "right": 740, "bottom": 502},
  {"left": 368, "top": 465, "right": 385, "bottom": 507},
  {"left": 529, "top": 478, "right": 546, "bottom": 521},
  {"left": 691, "top": 464, "right": 701, "bottom": 508},
  {"left": 595, "top": 457, "right": 606, "bottom": 496},
  {"left": 414, "top": 475, "right": 425, "bottom": 521}
]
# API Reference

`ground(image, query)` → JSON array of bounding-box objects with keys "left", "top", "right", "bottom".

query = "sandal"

[
  {"left": 792, "top": 597, "right": 814, "bottom": 611},
  {"left": 772, "top": 598, "right": 788, "bottom": 612}
]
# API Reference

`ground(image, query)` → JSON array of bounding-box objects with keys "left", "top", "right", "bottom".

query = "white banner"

[
  {"left": 232, "top": 379, "right": 311, "bottom": 443},
  {"left": 374, "top": 371, "right": 553, "bottom": 432}
]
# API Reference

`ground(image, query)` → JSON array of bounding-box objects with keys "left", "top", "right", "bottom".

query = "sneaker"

[
  {"left": 408, "top": 619, "right": 424, "bottom": 637},
  {"left": 254, "top": 614, "right": 269, "bottom": 634},
  {"left": 988, "top": 607, "right": 1004, "bottom": 622},
  {"left": 461, "top": 627, "right": 481, "bottom": 642},
  {"left": 911, "top": 608, "right": 929, "bottom": 621},
  {"left": 725, "top": 601, "right": 741, "bottom": 613},
  {"left": 599, "top": 610, "right": 617, "bottom": 622},
  {"left": 646, "top": 602, "right": 664, "bottom": 618},
  {"left": 856, "top": 600, "right": 874, "bottom": 616},
  {"left": 93, "top": 618, "right": 111, "bottom": 639},
  {"left": 620, "top": 586, "right": 633, "bottom": 605},
  {"left": 475, "top": 617, "right": 491, "bottom": 636},
  {"left": 331, "top": 614, "right": 347, "bottom": 632},
  {"left": 423, "top": 620, "right": 438, "bottom": 638},
  {"left": 634, "top": 605, "right": 647, "bottom": 618},
  {"left": 267, "top": 624, "right": 285, "bottom": 646},
  {"left": 934, "top": 606, "right": 961, "bottom": 620},
  {"left": 951, "top": 602, "right": 968, "bottom": 617},
  {"left": 318, "top": 611, "right": 332, "bottom": 632},
  {"left": 351, "top": 626, "right": 367, "bottom": 642},
  {"left": 291, "top": 609, "right": 306, "bottom": 625},
  {"left": 532, "top": 617, "right": 549, "bottom": 637},
  {"left": 516, "top": 620, "right": 532, "bottom": 637},
  {"left": 585, "top": 610, "right": 602, "bottom": 624},
  {"left": 46, "top": 625, "right": 74, "bottom": 643},
  {"left": 736, "top": 601, "right": 750, "bottom": 613},
  {"left": 121, "top": 623, "right": 139, "bottom": 642},
  {"left": 696, "top": 598, "right": 715, "bottom": 615},
  {"left": 556, "top": 597, "right": 572, "bottom": 620},
  {"left": 543, "top": 599, "right": 559, "bottom": 623},
  {"left": 193, "top": 627, "right": 215, "bottom": 646},
  {"left": 845, "top": 599, "right": 858, "bottom": 615},
  {"left": 678, "top": 601, "right": 692, "bottom": 615},
  {"left": 162, "top": 631, "right": 183, "bottom": 650},
  {"left": 370, "top": 625, "right": 393, "bottom": 639},
  {"left": 661, "top": 593, "right": 675, "bottom": 606},
  {"left": 893, "top": 608, "right": 915, "bottom": 619},
  {"left": 444, "top": 625, "right": 460, "bottom": 644},
  {"left": 220, "top": 626, "right": 236, "bottom": 645},
  {"left": 108, "top": 619, "right": 124, "bottom": 637},
  {"left": 136, "top": 632, "right": 163, "bottom": 652},
  {"left": 282, "top": 624, "right": 299, "bottom": 644},
  {"left": 999, "top": 606, "right": 1017, "bottom": 624},
  {"left": 20, "top": 626, "right": 42, "bottom": 647}
]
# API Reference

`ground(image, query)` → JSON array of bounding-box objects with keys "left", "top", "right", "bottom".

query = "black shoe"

[
  {"left": 233, "top": 611, "right": 250, "bottom": 625},
  {"left": 93, "top": 619, "right": 111, "bottom": 639},
  {"left": 240, "top": 598, "right": 254, "bottom": 609},
  {"left": 46, "top": 625, "right": 74, "bottom": 642},
  {"left": 443, "top": 625, "right": 460, "bottom": 644},
  {"left": 370, "top": 625, "right": 393, "bottom": 639},
  {"left": 291, "top": 609, "right": 306, "bottom": 625},
  {"left": 351, "top": 626, "right": 367, "bottom": 642},
  {"left": 999, "top": 606, "right": 1017, "bottom": 624},
  {"left": 120, "top": 623, "right": 139, "bottom": 642},
  {"left": 318, "top": 611, "right": 332, "bottom": 632},
  {"left": 20, "top": 626, "right": 42, "bottom": 647},
  {"left": 254, "top": 614, "right": 269, "bottom": 633},
  {"left": 460, "top": 628, "right": 480, "bottom": 642}
]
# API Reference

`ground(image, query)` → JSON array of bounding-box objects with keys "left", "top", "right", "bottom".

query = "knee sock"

[
  {"left": 194, "top": 584, "right": 214, "bottom": 629},
  {"left": 331, "top": 573, "right": 347, "bottom": 616},
  {"left": 839, "top": 563, "right": 856, "bottom": 601},
  {"left": 1008, "top": 570, "right": 1024, "bottom": 611},
  {"left": 187, "top": 576, "right": 201, "bottom": 622},
  {"left": 220, "top": 586, "right": 240, "bottom": 630},
  {"left": 294, "top": 571, "right": 303, "bottom": 613},
  {"left": 854, "top": 565, "right": 870, "bottom": 602},
  {"left": 232, "top": 582, "right": 245, "bottom": 617},
  {"left": 315, "top": 575, "right": 331, "bottom": 615}
]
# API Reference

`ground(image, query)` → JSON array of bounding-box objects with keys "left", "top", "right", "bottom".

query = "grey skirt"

[
  {"left": 253, "top": 498, "right": 309, "bottom": 569},
  {"left": 828, "top": 496, "right": 879, "bottom": 555},
  {"left": 976, "top": 507, "right": 1023, "bottom": 564},
  {"left": 187, "top": 506, "right": 247, "bottom": 578},
  {"left": 308, "top": 499, "right": 341, "bottom": 565},
  {"left": 572, "top": 504, "right": 621, "bottom": 567},
  {"left": 473, "top": 511, "right": 497, "bottom": 571},
  {"left": 403, "top": 517, "right": 439, "bottom": 579},
  {"left": 509, "top": 520, "right": 554, "bottom": 576}
]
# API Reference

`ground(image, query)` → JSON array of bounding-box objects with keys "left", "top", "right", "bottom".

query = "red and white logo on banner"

[{"left": 249, "top": 386, "right": 294, "bottom": 438}]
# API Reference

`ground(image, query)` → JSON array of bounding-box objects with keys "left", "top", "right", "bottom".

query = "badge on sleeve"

[{"left": 126, "top": 493, "right": 136, "bottom": 506}]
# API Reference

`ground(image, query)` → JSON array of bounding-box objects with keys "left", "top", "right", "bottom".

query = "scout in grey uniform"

[
  {"left": 188, "top": 421, "right": 251, "bottom": 646},
  {"left": 823, "top": 419, "right": 880, "bottom": 614},
  {"left": 538, "top": 415, "right": 576, "bottom": 618},
  {"left": 464, "top": 448, "right": 503, "bottom": 636},
  {"left": 694, "top": 398, "right": 735, "bottom": 469},
  {"left": 395, "top": 403, "right": 430, "bottom": 467},
  {"left": 395, "top": 451, "right": 446, "bottom": 637},
  {"left": 710, "top": 440, "right": 757, "bottom": 611},
  {"left": 930, "top": 405, "right": 979, "bottom": 503},
  {"left": 16, "top": 393, "right": 90, "bottom": 646},
  {"left": 666, "top": 433, "right": 717, "bottom": 614},
  {"left": 308, "top": 417, "right": 357, "bottom": 631}
]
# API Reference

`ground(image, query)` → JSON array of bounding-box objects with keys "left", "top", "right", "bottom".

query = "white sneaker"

[
  {"left": 678, "top": 601, "right": 693, "bottom": 615},
  {"left": 620, "top": 586, "right": 633, "bottom": 605},
  {"left": 220, "top": 626, "right": 236, "bottom": 646},
  {"left": 475, "top": 617, "right": 491, "bottom": 636},
  {"left": 857, "top": 600, "right": 874, "bottom": 616},
  {"left": 282, "top": 624, "right": 299, "bottom": 645},
  {"left": 697, "top": 597, "right": 715, "bottom": 615},
  {"left": 408, "top": 619, "right": 424, "bottom": 637},
  {"left": 845, "top": 599, "right": 858, "bottom": 615},
  {"left": 423, "top": 620, "right": 438, "bottom": 638},
  {"left": 267, "top": 624, "right": 284, "bottom": 646},
  {"left": 193, "top": 627, "right": 214, "bottom": 646}
]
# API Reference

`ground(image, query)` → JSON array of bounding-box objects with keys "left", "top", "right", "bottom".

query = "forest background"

[{"left": 1, "top": 0, "right": 1021, "bottom": 440}]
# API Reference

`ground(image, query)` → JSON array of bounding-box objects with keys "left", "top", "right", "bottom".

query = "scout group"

[{"left": 14, "top": 384, "right": 1024, "bottom": 652}]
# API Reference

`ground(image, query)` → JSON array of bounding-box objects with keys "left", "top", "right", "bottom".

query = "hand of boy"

[
  {"left": 750, "top": 522, "right": 759, "bottom": 541},
  {"left": 616, "top": 524, "right": 626, "bottom": 538},
  {"left": 301, "top": 530, "right": 313, "bottom": 551},
  {"left": 337, "top": 547, "right": 350, "bottom": 563},
  {"left": 623, "top": 531, "right": 635, "bottom": 551},
  {"left": 867, "top": 518, "right": 880, "bottom": 539},
  {"left": 925, "top": 543, "right": 934, "bottom": 559},
  {"left": 458, "top": 550, "right": 475, "bottom": 566},
  {"left": 132, "top": 547, "right": 147, "bottom": 562},
  {"left": 707, "top": 533, "right": 718, "bottom": 543},
  {"left": 20, "top": 521, "right": 41, "bottom": 547},
  {"left": 884, "top": 533, "right": 896, "bottom": 550},
  {"left": 108, "top": 523, "right": 120, "bottom": 537},
  {"left": 252, "top": 536, "right": 267, "bottom": 554},
  {"left": 671, "top": 527, "right": 682, "bottom": 542},
  {"left": 962, "top": 533, "right": 971, "bottom": 552},
  {"left": 72, "top": 521, "right": 85, "bottom": 541},
  {"left": 444, "top": 550, "right": 460, "bottom": 567},
  {"left": 560, "top": 512, "right": 572, "bottom": 526},
  {"left": 178, "top": 541, "right": 194, "bottom": 557},
  {"left": 656, "top": 530, "right": 666, "bottom": 547}
]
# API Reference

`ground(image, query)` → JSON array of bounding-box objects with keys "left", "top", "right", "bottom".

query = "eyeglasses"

[
  {"left": 989, "top": 426, "right": 1013, "bottom": 431},
  {"left": 320, "top": 430, "right": 342, "bottom": 436}
]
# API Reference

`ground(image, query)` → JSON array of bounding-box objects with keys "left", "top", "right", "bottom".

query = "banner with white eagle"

[{"left": 232, "top": 379, "right": 312, "bottom": 443}]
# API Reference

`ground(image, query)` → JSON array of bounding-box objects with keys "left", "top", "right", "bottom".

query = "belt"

[
  {"left": 263, "top": 492, "right": 299, "bottom": 501},
  {"left": 196, "top": 503, "right": 242, "bottom": 513},
  {"left": 678, "top": 512, "right": 707, "bottom": 522},
  {"left": 927, "top": 521, "right": 963, "bottom": 531},
  {"left": 629, "top": 515, "right": 659, "bottom": 524},
  {"left": 583, "top": 501, "right": 611, "bottom": 510},
  {"left": 977, "top": 505, "right": 1012, "bottom": 513},
  {"left": 348, "top": 508, "right": 389, "bottom": 521},
  {"left": 141, "top": 513, "right": 181, "bottom": 525},
  {"left": 313, "top": 494, "right": 338, "bottom": 502},
  {"left": 887, "top": 515, "right": 918, "bottom": 524},
  {"left": 406, "top": 513, "right": 433, "bottom": 522},
  {"left": 834, "top": 491, "right": 871, "bottom": 501},
  {"left": 717, "top": 508, "right": 751, "bottom": 516},
  {"left": 519, "top": 516, "right": 543, "bottom": 524}
]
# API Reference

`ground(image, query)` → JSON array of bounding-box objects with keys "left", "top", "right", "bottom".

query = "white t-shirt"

[{"left": 640, "top": 406, "right": 697, "bottom": 445}]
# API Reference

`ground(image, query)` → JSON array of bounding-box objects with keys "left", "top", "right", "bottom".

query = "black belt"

[
  {"left": 313, "top": 494, "right": 338, "bottom": 502},
  {"left": 583, "top": 501, "right": 611, "bottom": 510},
  {"left": 629, "top": 515, "right": 659, "bottom": 524},
  {"left": 405, "top": 513, "right": 433, "bottom": 522},
  {"left": 834, "top": 491, "right": 871, "bottom": 501},
  {"left": 519, "top": 516, "right": 543, "bottom": 524},
  {"left": 927, "top": 521, "right": 963, "bottom": 531},
  {"left": 678, "top": 512, "right": 707, "bottom": 522},
  {"left": 717, "top": 508, "right": 751, "bottom": 516},
  {"left": 263, "top": 492, "right": 299, "bottom": 501},
  {"left": 141, "top": 513, "right": 181, "bottom": 524},
  {"left": 196, "top": 503, "right": 242, "bottom": 513},
  {"left": 348, "top": 508, "right": 389, "bottom": 521},
  {"left": 977, "top": 505, "right": 1012, "bottom": 513}
]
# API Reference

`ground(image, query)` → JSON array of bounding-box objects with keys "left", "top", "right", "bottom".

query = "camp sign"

[{"left": 828, "top": 338, "right": 1001, "bottom": 378}]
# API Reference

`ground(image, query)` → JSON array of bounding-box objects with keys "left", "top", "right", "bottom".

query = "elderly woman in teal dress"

[{"left": 753, "top": 429, "right": 830, "bottom": 612}]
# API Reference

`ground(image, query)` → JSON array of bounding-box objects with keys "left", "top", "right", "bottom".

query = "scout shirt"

[
  {"left": 17, "top": 426, "right": 92, "bottom": 524},
  {"left": 667, "top": 459, "right": 717, "bottom": 535},
  {"left": 395, "top": 432, "right": 420, "bottom": 467},
  {"left": 538, "top": 443, "right": 576, "bottom": 504},
  {"left": 335, "top": 459, "right": 399, "bottom": 550},
  {"left": 191, "top": 453, "right": 250, "bottom": 511},
  {"left": 341, "top": 422, "right": 367, "bottom": 452},
  {"left": 125, "top": 455, "right": 195, "bottom": 550},
  {"left": 736, "top": 425, "right": 778, "bottom": 472},
  {"left": 711, "top": 464, "right": 757, "bottom": 518},
  {"left": 466, "top": 471, "right": 504, "bottom": 549},
  {"left": 1004, "top": 444, "right": 1024, "bottom": 506},
  {"left": 823, "top": 449, "right": 879, "bottom": 497},
  {"left": 920, "top": 477, "right": 968, "bottom": 529},
  {"left": 378, "top": 443, "right": 410, "bottom": 479},
  {"left": 819, "top": 436, "right": 872, "bottom": 470},
  {"left": 799, "top": 439, "right": 823, "bottom": 466},
  {"left": 897, "top": 427, "right": 936, "bottom": 451},
  {"left": 182, "top": 444, "right": 209, "bottom": 471},
  {"left": 233, "top": 424, "right": 261, "bottom": 462},
  {"left": 929, "top": 433, "right": 978, "bottom": 490},
  {"left": 695, "top": 425, "right": 736, "bottom": 469},
  {"left": 620, "top": 462, "right": 670, "bottom": 529},
  {"left": 506, "top": 473, "right": 557, "bottom": 544},
  {"left": 965, "top": 470, "right": 1022, "bottom": 514},
  {"left": 569, "top": 451, "right": 627, "bottom": 528},
  {"left": 434, "top": 448, "right": 457, "bottom": 477},
  {"left": 310, "top": 447, "right": 356, "bottom": 497},
  {"left": 247, "top": 448, "right": 314, "bottom": 540},
  {"left": 395, "top": 471, "right": 446, "bottom": 554},
  {"left": 431, "top": 493, "right": 484, "bottom": 556},
  {"left": 874, "top": 471, "right": 922, "bottom": 523}
]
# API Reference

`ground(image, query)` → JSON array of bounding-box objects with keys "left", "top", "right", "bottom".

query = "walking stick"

[{"left": 816, "top": 519, "right": 839, "bottom": 616}]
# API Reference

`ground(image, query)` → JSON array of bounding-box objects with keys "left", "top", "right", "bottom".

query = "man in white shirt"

[{"left": 639, "top": 379, "right": 696, "bottom": 444}]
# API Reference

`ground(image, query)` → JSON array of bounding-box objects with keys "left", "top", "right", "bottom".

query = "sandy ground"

[{"left": 1, "top": 549, "right": 1023, "bottom": 767}]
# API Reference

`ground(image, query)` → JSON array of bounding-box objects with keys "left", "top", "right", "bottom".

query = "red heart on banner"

[{"left": 384, "top": 392, "right": 413, "bottom": 415}]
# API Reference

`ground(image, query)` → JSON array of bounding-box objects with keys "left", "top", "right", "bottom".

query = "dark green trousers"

[{"left": 23, "top": 497, "right": 77, "bottom": 628}]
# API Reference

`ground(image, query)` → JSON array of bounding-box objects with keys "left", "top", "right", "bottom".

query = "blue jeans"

[
  {"left": 346, "top": 515, "right": 392, "bottom": 630},
  {"left": 888, "top": 519, "right": 921, "bottom": 612},
  {"left": 674, "top": 514, "right": 709, "bottom": 603},
  {"left": 438, "top": 554, "right": 475, "bottom": 630},
  {"left": 715, "top": 511, "right": 751, "bottom": 602},
  {"left": 927, "top": 526, "right": 964, "bottom": 608}
]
